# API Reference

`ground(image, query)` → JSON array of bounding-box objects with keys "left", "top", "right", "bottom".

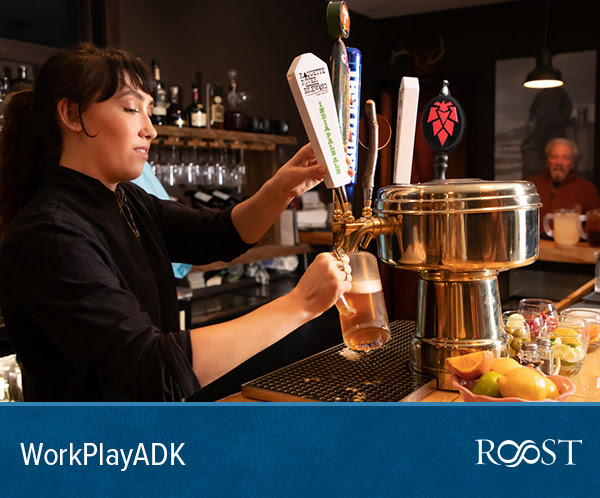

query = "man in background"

[{"left": 526, "top": 137, "right": 600, "bottom": 222}]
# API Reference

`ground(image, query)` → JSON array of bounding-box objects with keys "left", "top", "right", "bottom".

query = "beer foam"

[{"left": 350, "top": 279, "right": 382, "bottom": 294}]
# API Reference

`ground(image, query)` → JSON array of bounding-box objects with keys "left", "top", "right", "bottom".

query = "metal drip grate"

[{"left": 241, "top": 320, "right": 433, "bottom": 402}]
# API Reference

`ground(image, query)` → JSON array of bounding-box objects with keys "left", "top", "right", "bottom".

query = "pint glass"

[{"left": 336, "top": 251, "right": 390, "bottom": 351}]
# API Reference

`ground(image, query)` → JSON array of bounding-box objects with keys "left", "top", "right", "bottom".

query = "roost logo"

[{"left": 476, "top": 439, "right": 582, "bottom": 467}]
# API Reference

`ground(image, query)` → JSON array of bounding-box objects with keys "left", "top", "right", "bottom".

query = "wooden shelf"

[
  {"left": 190, "top": 243, "right": 313, "bottom": 273},
  {"left": 153, "top": 125, "right": 297, "bottom": 151}
]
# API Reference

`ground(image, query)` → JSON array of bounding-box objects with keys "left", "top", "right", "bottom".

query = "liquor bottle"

[
  {"left": 167, "top": 86, "right": 186, "bottom": 127},
  {"left": 10, "top": 65, "right": 33, "bottom": 92},
  {"left": 151, "top": 60, "right": 168, "bottom": 125},
  {"left": 187, "top": 83, "right": 206, "bottom": 128},
  {"left": 225, "top": 69, "right": 248, "bottom": 131},
  {"left": 209, "top": 84, "right": 225, "bottom": 129}
]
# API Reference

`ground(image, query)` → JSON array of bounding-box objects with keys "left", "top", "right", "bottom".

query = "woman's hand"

[
  {"left": 269, "top": 144, "right": 353, "bottom": 201},
  {"left": 289, "top": 252, "right": 352, "bottom": 318},
  {"left": 231, "top": 144, "right": 352, "bottom": 245}
]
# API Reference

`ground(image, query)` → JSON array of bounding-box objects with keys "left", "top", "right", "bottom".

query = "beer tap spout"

[{"left": 333, "top": 216, "right": 396, "bottom": 255}]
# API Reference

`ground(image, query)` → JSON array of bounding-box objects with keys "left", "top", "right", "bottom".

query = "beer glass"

[{"left": 336, "top": 251, "right": 390, "bottom": 351}]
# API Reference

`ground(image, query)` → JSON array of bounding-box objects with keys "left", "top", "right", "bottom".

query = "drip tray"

[{"left": 241, "top": 320, "right": 435, "bottom": 402}]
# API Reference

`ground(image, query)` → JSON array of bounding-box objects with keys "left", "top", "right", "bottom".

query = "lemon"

[
  {"left": 544, "top": 377, "right": 559, "bottom": 399},
  {"left": 491, "top": 357, "right": 521, "bottom": 375},
  {"left": 472, "top": 372, "right": 503, "bottom": 398},
  {"left": 553, "top": 327, "right": 579, "bottom": 336},
  {"left": 551, "top": 327, "right": 582, "bottom": 346},
  {"left": 505, "top": 313, "right": 526, "bottom": 332},
  {"left": 497, "top": 367, "right": 549, "bottom": 400}
]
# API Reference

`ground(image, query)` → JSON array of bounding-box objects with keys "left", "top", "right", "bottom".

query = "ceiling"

[{"left": 341, "top": 0, "right": 517, "bottom": 19}]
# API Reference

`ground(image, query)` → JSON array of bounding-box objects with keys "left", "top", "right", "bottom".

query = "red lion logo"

[{"left": 426, "top": 100, "right": 459, "bottom": 146}]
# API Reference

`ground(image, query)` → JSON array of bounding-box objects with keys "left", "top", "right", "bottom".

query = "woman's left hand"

[{"left": 271, "top": 143, "right": 353, "bottom": 200}]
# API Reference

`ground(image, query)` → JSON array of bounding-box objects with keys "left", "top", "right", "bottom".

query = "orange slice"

[
  {"left": 588, "top": 324, "right": 600, "bottom": 344},
  {"left": 445, "top": 351, "right": 494, "bottom": 380}
]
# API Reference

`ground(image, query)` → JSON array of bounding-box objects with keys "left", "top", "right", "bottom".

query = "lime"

[
  {"left": 562, "top": 346, "right": 584, "bottom": 364},
  {"left": 552, "top": 344, "right": 571, "bottom": 360},
  {"left": 472, "top": 372, "right": 503, "bottom": 398}
]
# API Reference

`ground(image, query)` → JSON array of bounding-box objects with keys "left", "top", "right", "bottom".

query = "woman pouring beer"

[{"left": 0, "top": 43, "right": 352, "bottom": 401}]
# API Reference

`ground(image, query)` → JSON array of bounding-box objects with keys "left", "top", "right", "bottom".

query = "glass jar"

[
  {"left": 536, "top": 337, "right": 554, "bottom": 375},
  {"left": 519, "top": 341, "right": 540, "bottom": 367}
]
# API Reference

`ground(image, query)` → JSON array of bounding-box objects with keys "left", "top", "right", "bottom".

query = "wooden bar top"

[
  {"left": 299, "top": 233, "right": 599, "bottom": 265},
  {"left": 538, "top": 238, "right": 598, "bottom": 264}
]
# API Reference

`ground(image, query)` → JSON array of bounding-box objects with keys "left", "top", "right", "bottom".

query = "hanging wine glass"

[{"left": 234, "top": 145, "right": 248, "bottom": 195}]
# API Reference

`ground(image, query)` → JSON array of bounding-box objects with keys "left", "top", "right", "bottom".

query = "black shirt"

[{"left": 0, "top": 165, "right": 252, "bottom": 401}]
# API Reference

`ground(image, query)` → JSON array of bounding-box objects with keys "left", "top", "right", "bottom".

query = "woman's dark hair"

[{"left": 0, "top": 43, "right": 157, "bottom": 235}]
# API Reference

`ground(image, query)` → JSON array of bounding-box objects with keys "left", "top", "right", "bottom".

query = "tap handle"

[
  {"left": 363, "top": 100, "right": 379, "bottom": 204},
  {"left": 422, "top": 80, "right": 466, "bottom": 180}
]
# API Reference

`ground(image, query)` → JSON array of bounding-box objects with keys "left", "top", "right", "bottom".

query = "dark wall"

[
  {"left": 0, "top": 1, "right": 80, "bottom": 48},
  {"left": 119, "top": 0, "right": 378, "bottom": 146}
]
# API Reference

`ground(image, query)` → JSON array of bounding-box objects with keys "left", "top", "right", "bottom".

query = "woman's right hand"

[{"left": 289, "top": 252, "right": 352, "bottom": 319}]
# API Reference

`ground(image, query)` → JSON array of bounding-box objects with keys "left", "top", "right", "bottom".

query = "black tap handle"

[{"left": 422, "top": 80, "right": 465, "bottom": 180}]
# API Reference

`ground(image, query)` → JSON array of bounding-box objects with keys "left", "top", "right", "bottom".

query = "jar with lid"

[
  {"left": 536, "top": 337, "right": 554, "bottom": 375},
  {"left": 519, "top": 341, "right": 541, "bottom": 368}
]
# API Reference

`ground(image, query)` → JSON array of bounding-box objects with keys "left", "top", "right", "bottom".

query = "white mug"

[{"left": 543, "top": 210, "right": 587, "bottom": 246}]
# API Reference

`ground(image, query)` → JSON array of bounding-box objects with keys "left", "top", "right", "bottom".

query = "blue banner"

[{"left": 0, "top": 403, "right": 597, "bottom": 496}]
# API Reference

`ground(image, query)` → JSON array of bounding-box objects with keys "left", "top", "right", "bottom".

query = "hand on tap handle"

[
  {"left": 232, "top": 144, "right": 352, "bottom": 244},
  {"left": 289, "top": 252, "right": 352, "bottom": 318}
]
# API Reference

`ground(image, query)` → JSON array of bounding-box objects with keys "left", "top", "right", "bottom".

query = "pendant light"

[{"left": 523, "top": 0, "right": 564, "bottom": 89}]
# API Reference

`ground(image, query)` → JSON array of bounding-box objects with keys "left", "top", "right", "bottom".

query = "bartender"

[{"left": 0, "top": 43, "right": 352, "bottom": 401}]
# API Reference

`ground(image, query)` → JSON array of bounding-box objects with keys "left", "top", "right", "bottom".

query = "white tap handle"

[
  {"left": 287, "top": 53, "right": 352, "bottom": 189},
  {"left": 393, "top": 77, "right": 420, "bottom": 184}
]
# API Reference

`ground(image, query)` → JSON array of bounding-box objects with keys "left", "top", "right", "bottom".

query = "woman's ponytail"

[{"left": 0, "top": 88, "right": 48, "bottom": 236}]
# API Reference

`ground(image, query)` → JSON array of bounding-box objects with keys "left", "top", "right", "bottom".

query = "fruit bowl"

[{"left": 451, "top": 374, "right": 576, "bottom": 402}]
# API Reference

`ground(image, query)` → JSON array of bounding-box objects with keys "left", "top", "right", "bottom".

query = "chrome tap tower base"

[{"left": 413, "top": 271, "right": 507, "bottom": 389}]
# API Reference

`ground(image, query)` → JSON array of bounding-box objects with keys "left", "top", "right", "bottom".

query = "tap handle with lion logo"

[{"left": 422, "top": 80, "right": 466, "bottom": 180}]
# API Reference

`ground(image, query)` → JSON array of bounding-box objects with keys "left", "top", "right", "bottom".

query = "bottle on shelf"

[
  {"left": 167, "top": 86, "right": 187, "bottom": 127},
  {"left": 225, "top": 69, "right": 249, "bottom": 131},
  {"left": 209, "top": 84, "right": 225, "bottom": 129},
  {"left": 187, "top": 83, "right": 207, "bottom": 128},
  {"left": 151, "top": 59, "right": 168, "bottom": 126},
  {"left": 9, "top": 65, "right": 33, "bottom": 92}
]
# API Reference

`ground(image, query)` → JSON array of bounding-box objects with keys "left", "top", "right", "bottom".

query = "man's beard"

[{"left": 550, "top": 168, "right": 569, "bottom": 184}]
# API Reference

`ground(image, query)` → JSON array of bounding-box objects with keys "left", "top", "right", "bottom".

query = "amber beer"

[{"left": 338, "top": 277, "right": 390, "bottom": 351}]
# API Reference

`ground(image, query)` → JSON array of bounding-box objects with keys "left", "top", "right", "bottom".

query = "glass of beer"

[{"left": 336, "top": 251, "right": 390, "bottom": 351}]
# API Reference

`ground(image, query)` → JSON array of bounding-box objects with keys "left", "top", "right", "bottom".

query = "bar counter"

[{"left": 220, "top": 277, "right": 600, "bottom": 403}]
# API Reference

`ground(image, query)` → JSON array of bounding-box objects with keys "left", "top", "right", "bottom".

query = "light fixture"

[{"left": 523, "top": 0, "right": 564, "bottom": 89}]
